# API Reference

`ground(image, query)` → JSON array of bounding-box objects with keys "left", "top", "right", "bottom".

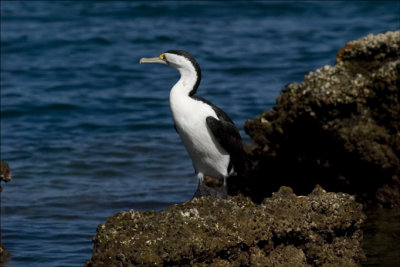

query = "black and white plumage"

[{"left": 140, "top": 50, "right": 244, "bottom": 198}]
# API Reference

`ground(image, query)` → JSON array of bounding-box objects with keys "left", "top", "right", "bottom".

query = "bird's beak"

[{"left": 139, "top": 56, "right": 167, "bottom": 65}]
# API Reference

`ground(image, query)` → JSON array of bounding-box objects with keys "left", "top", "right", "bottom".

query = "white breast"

[{"left": 169, "top": 91, "right": 230, "bottom": 180}]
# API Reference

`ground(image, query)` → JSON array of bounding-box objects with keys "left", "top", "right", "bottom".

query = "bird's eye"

[{"left": 160, "top": 53, "right": 165, "bottom": 60}]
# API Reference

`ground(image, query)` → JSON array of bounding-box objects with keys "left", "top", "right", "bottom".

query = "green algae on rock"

[
  {"left": 86, "top": 186, "right": 365, "bottom": 266},
  {"left": 242, "top": 31, "right": 400, "bottom": 206}
]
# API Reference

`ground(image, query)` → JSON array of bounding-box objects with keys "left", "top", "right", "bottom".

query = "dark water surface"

[{"left": 1, "top": 1, "right": 399, "bottom": 266}]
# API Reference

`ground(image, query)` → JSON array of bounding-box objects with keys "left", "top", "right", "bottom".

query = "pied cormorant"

[{"left": 140, "top": 50, "right": 244, "bottom": 199}]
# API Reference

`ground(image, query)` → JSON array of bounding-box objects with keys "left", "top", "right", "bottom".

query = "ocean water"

[{"left": 1, "top": 1, "right": 399, "bottom": 266}]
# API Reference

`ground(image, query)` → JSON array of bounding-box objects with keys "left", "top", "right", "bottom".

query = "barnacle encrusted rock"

[
  {"left": 242, "top": 31, "right": 400, "bottom": 206},
  {"left": 86, "top": 186, "right": 365, "bottom": 266}
]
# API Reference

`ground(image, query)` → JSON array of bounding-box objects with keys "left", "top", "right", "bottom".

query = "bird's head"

[
  {"left": 140, "top": 50, "right": 201, "bottom": 75},
  {"left": 140, "top": 50, "right": 202, "bottom": 96}
]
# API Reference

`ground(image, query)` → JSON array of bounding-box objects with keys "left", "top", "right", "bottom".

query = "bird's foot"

[{"left": 193, "top": 175, "right": 227, "bottom": 199}]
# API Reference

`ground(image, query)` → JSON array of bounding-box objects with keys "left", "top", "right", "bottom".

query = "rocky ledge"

[
  {"left": 240, "top": 31, "right": 400, "bottom": 207},
  {"left": 0, "top": 161, "right": 12, "bottom": 265},
  {"left": 86, "top": 187, "right": 364, "bottom": 266}
]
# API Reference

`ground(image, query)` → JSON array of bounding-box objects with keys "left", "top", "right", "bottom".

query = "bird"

[{"left": 140, "top": 50, "right": 244, "bottom": 199}]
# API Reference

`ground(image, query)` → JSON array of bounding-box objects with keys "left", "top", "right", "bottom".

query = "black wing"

[
  {"left": 205, "top": 113, "right": 245, "bottom": 176},
  {"left": 192, "top": 96, "right": 245, "bottom": 174}
]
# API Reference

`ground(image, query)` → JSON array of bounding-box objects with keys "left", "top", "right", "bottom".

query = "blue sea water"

[{"left": 1, "top": 1, "right": 399, "bottom": 266}]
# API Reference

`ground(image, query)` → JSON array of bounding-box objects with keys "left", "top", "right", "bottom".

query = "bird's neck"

[
  {"left": 170, "top": 68, "right": 200, "bottom": 99},
  {"left": 169, "top": 69, "right": 200, "bottom": 121}
]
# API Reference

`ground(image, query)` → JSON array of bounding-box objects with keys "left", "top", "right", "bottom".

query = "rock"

[
  {"left": 0, "top": 161, "right": 12, "bottom": 184},
  {"left": 0, "top": 161, "right": 12, "bottom": 265},
  {"left": 241, "top": 31, "right": 400, "bottom": 207},
  {"left": 86, "top": 186, "right": 365, "bottom": 266}
]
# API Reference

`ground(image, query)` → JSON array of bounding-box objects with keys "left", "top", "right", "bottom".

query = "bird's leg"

[
  {"left": 192, "top": 174, "right": 227, "bottom": 199},
  {"left": 197, "top": 172, "right": 204, "bottom": 183},
  {"left": 222, "top": 176, "right": 228, "bottom": 198},
  {"left": 193, "top": 173, "right": 206, "bottom": 199}
]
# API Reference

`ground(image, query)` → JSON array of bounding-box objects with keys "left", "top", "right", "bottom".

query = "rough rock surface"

[
  {"left": 240, "top": 31, "right": 400, "bottom": 206},
  {"left": 0, "top": 161, "right": 12, "bottom": 265},
  {"left": 86, "top": 186, "right": 365, "bottom": 266}
]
